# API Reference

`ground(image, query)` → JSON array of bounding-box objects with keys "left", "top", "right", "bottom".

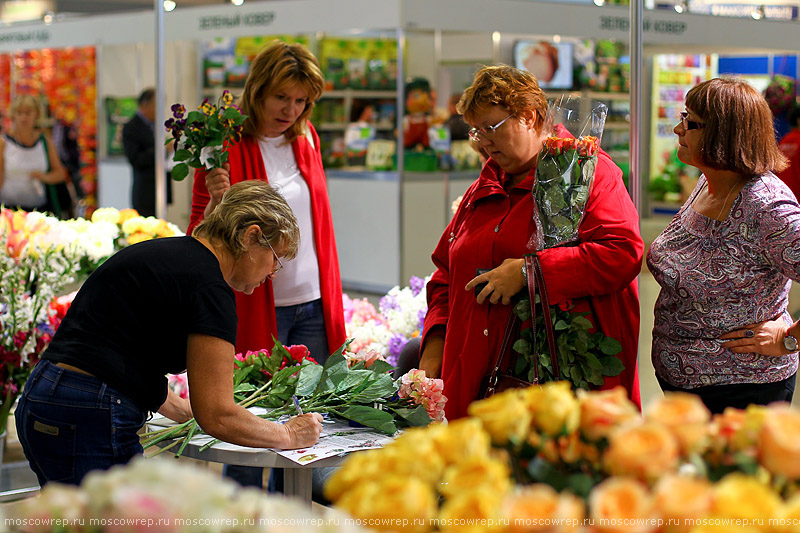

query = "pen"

[{"left": 292, "top": 395, "right": 304, "bottom": 415}]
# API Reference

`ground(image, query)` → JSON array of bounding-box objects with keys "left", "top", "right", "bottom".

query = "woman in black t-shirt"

[{"left": 15, "top": 181, "right": 324, "bottom": 487}]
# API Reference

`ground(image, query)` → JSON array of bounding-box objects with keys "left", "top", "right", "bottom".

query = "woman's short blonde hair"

[
  {"left": 685, "top": 77, "right": 788, "bottom": 176},
  {"left": 239, "top": 40, "right": 325, "bottom": 144},
  {"left": 9, "top": 94, "right": 42, "bottom": 122},
  {"left": 192, "top": 181, "right": 300, "bottom": 260},
  {"left": 457, "top": 65, "right": 548, "bottom": 129}
]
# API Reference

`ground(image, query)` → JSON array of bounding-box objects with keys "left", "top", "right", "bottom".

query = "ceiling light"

[
  {"left": 163, "top": 0, "right": 176, "bottom": 11},
  {"left": 230, "top": 0, "right": 244, "bottom": 5},
  {"left": 43, "top": 10, "right": 54, "bottom": 24},
  {"left": 674, "top": 1, "right": 688, "bottom": 14},
  {"left": 750, "top": 5, "right": 765, "bottom": 19},
  {"left": 593, "top": 0, "right": 605, "bottom": 6}
]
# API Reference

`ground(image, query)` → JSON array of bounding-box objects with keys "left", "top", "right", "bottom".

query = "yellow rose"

[
  {"left": 91, "top": 207, "right": 120, "bottom": 224},
  {"left": 759, "top": 404, "right": 800, "bottom": 479},
  {"left": 589, "top": 477, "right": 656, "bottom": 533},
  {"left": 431, "top": 418, "right": 492, "bottom": 466},
  {"left": 118, "top": 208, "right": 140, "bottom": 223},
  {"left": 336, "top": 475, "right": 437, "bottom": 533},
  {"left": 645, "top": 392, "right": 710, "bottom": 455},
  {"left": 604, "top": 422, "right": 679, "bottom": 482},
  {"left": 502, "top": 484, "right": 585, "bottom": 533},
  {"left": 711, "top": 473, "right": 782, "bottom": 523},
  {"left": 469, "top": 388, "right": 532, "bottom": 445},
  {"left": 126, "top": 231, "right": 152, "bottom": 245},
  {"left": 438, "top": 486, "right": 505, "bottom": 533},
  {"left": 652, "top": 475, "right": 712, "bottom": 533},
  {"left": 141, "top": 216, "right": 161, "bottom": 234},
  {"left": 389, "top": 427, "right": 446, "bottom": 484},
  {"left": 531, "top": 382, "right": 580, "bottom": 437},
  {"left": 577, "top": 387, "right": 640, "bottom": 442},
  {"left": 774, "top": 493, "right": 800, "bottom": 533},
  {"left": 324, "top": 449, "right": 384, "bottom": 502},
  {"left": 439, "top": 456, "right": 510, "bottom": 499},
  {"left": 121, "top": 216, "right": 145, "bottom": 235}
]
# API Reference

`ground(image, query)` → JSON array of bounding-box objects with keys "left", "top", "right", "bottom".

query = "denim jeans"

[
  {"left": 657, "top": 372, "right": 796, "bottom": 414},
  {"left": 15, "top": 360, "right": 147, "bottom": 487},
  {"left": 223, "top": 299, "right": 329, "bottom": 491}
]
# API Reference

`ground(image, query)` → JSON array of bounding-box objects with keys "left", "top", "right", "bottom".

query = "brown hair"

[
  {"left": 457, "top": 65, "right": 548, "bottom": 130},
  {"left": 192, "top": 180, "right": 299, "bottom": 260},
  {"left": 685, "top": 77, "right": 788, "bottom": 176},
  {"left": 239, "top": 40, "right": 325, "bottom": 144}
]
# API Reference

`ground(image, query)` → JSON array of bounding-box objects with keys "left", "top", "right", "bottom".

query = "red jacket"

[
  {"left": 187, "top": 123, "right": 346, "bottom": 356},
  {"left": 778, "top": 128, "right": 800, "bottom": 201},
  {"left": 422, "top": 143, "right": 643, "bottom": 420}
]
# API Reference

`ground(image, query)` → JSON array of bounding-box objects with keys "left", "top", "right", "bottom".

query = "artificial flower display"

[
  {"left": 342, "top": 293, "right": 392, "bottom": 358},
  {"left": 378, "top": 275, "right": 429, "bottom": 367},
  {"left": 6, "top": 456, "right": 366, "bottom": 533},
  {"left": 143, "top": 339, "right": 444, "bottom": 458},
  {"left": 165, "top": 90, "right": 247, "bottom": 181},
  {"left": 326, "top": 382, "right": 800, "bottom": 531}
]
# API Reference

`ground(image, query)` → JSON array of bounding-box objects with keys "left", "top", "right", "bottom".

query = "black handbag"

[{"left": 480, "top": 253, "right": 560, "bottom": 398}]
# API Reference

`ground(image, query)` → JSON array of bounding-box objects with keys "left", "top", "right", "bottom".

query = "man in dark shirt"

[{"left": 121, "top": 88, "right": 172, "bottom": 217}]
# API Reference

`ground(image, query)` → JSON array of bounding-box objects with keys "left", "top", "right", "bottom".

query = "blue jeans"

[
  {"left": 223, "top": 299, "right": 328, "bottom": 491},
  {"left": 15, "top": 360, "right": 147, "bottom": 486}
]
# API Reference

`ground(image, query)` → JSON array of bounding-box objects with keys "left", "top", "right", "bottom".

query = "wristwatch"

[
  {"left": 521, "top": 263, "right": 528, "bottom": 285},
  {"left": 783, "top": 332, "right": 799, "bottom": 352}
]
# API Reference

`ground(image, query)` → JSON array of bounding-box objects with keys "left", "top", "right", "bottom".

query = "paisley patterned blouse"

[{"left": 648, "top": 172, "right": 800, "bottom": 388}]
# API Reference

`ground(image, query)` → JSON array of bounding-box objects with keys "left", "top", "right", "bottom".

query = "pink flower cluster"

[
  {"left": 343, "top": 294, "right": 386, "bottom": 325},
  {"left": 344, "top": 348, "right": 385, "bottom": 369},
  {"left": 398, "top": 369, "right": 447, "bottom": 422},
  {"left": 168, "top": 373, "right": 189, "bottom": 399}
]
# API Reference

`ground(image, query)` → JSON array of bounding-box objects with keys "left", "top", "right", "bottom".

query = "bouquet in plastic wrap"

[
  {"left": 529, "top": 95, "right": 605, "bottom": 251},
  {"left": 511, "top": 96, "right": 624, "bottom": 391}
]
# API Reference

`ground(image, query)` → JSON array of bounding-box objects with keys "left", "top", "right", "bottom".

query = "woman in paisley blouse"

[{"left": 648, "top": 77, "right": 797, "bottom": 413}]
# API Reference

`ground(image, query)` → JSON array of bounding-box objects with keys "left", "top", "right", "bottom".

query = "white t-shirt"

[
  {"left": 258, "top": 134, "right": 321, "bottom": 306},
  {"left": 1, "top": 134, "right": 47, "bottom": 208}
]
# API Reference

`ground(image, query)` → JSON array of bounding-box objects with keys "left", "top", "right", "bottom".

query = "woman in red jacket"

[
  {"left": 188, "top": 40, "right": 345, "bottom": 490},
  {"left": 418, "top": 65, "right": 643, "bottom": 420}
]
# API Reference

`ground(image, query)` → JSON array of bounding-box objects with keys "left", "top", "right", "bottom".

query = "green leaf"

[
  {"left": 571, "top": 315, "right": 593, "bottom": 330},
  {"left": 186, "top": 110, "right": 205, "bottom": 123},
  {"left": 554, "top": 319, "right": 570, "bottom": 331},
  {"left": 335, "top": 370, "right": 375, "bottom": 394},
  {"left": 171, "top": 163, "right": 189, "bottom": 181},
  {"left": 583, "top": 352, "right": 603, "bottom": 370},
  {"left": 366, "top": 360, "right": 395, "bottom": 375},
  {"left": 566, "top": 473, "right": 596, "bottom": 499},
  {"left": 295, "top": 360, "right": 323, "bottom": 397},
  {"left": 314, "top": 352, "right": 350, "bottom": 396},
  {"left": 174, "top": 149, "right": 192, "bottom": 162},
  {"left": 391, "top": 405, "right": 432, "bottom": 427},
  {"left": 351, "top": 374, "right": 397, "bottom": 403},
  {"left": 599, "top": 355, "right": 625, "bottom": 377},
  {"left": 599, "top": 336, "right": 623, "bottom": 355},
  {"left": 222, "top": 107, "right": 241, "bottom": 120},
  {"left": 513, "top": 338, "right": 530, "bottom": 356},
  {"left": 514, "top": 298, "right": 532, "bottom": 321},
  {"left": 340, "top": 405, "right": 397, "bottom": 435}
]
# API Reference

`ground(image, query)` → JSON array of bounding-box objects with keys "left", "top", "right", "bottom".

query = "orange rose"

[
  {"left": 589, "top": 477, "right": 656, "bottom": 533},
  {"left": 652, "top": 475, "right": 712, "bottom": 532},
  {"left": 604, "top": 422, "right": 680, "bottom": 482},
  {"left": 118, "top": 208, "right": 140, "bottom": 223},
  {"left": 759, "top": 404, "right": 800, "bottom": 479},
  {"left": 502, "top": 484, "right": 585, "bottom": 533},
  {"left": 578, "top": 387, "right": 640, "bottom": 442},
  {"left": 645, "top": 392, "right": 710, "bottom": 455}
]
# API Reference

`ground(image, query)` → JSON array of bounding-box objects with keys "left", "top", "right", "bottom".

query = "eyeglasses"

[
  {"left": 679, "top": 111, "right": 705, "bottom": 131},
  {"left": 265, "top": 239, "right": 284, "bottom": 276},
  {"left": 468, "top": 115, "right": 512, "bottom": 142}
]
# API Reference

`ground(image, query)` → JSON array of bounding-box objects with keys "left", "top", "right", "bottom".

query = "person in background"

[
  {"left": 418, "top": 65, "right": 643, "bottom": 419},
  {"left": 445, "top": 92, "right": 470, "bottom": 141},
  {"left": 187, "top": 40, "right": 345, "bottom": 491},
  {"left": 649, "top": 78, "right": 797, "bottom": 414},
  {"left": 122, "top": 88, "right": 172, "bottom": 217},
  {"left": 15, "top": 181, "right": 324, "bottom": 487},
  {"left": 777, "top": 104, "right": 800, "bottom": 200},
  {"left": 50, "top": 117, "right": 83, "bottom": 218},
  {"left": 0, "top": 94, "right": 66, "bottom": 214}
]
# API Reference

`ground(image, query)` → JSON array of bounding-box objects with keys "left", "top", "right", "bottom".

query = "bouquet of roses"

[
  {"left": 143, "top": 338, "right": 445, "bottom": 458},
  {"left": 164, "top": 90, "right": 247, "bottom": 181},
  {"left": 511, "top": 96, "right": 623, "bottom": 391}
]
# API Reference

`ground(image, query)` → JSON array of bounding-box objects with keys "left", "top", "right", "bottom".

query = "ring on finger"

[{"left": 745, "top": 329, "right": 755, "bottom": 338}]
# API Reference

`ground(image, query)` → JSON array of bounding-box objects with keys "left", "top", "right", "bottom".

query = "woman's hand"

[
  {"left": 157, "top": 389, "right": 194, "bottom": 423},
  {"left": 283, "top": 413, "right": 324, "bottom": 449},
  {"left": 719, "top": 318, "right": 793, "bottom": 357},
  {"left": 465, "top": 258, "right": 526, "bottom": 305},
  {"left": 204, "top": 163, "right": 231, "bottom": 216}
]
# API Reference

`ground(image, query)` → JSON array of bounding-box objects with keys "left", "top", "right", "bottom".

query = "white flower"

[
  {"left": 91, "top": 207, "right": 121, "bottom": 225},
  {"left": 200, "top": 145, "right": 220, "bottom": 170}
]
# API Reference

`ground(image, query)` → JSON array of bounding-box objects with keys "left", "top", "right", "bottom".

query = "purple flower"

[
  {"left": 164, "top": 118, "right": 175, "bottom": 129},
  {"left": 417, "top": 309, "right": 427, "bottom": 330},
  {"left": 171, "top": 103, "right": 186, "bottom": 118},
  {"left": 385, "top": 351, "right": 399, "bottom": 368},
  {"left": 379, "top": 294, "right": 398, "bottom": 313},
  {"left": 387, "top": 334, "right": 408, "bottom": 357},
  {"left": 409, "top": 276, "right": 425, "bottom": 296}
]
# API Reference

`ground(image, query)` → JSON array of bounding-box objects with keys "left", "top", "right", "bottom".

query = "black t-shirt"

[{"left": 44, "top": 236, "right": 237, "bottom": 412}]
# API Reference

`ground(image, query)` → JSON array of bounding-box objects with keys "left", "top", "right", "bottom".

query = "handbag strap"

[
  {"left": 483, "top": 310, "right": 521, "bottom": 397},
  {"left": 525, "top": 253, "right": 560, "bottom": 381}
]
